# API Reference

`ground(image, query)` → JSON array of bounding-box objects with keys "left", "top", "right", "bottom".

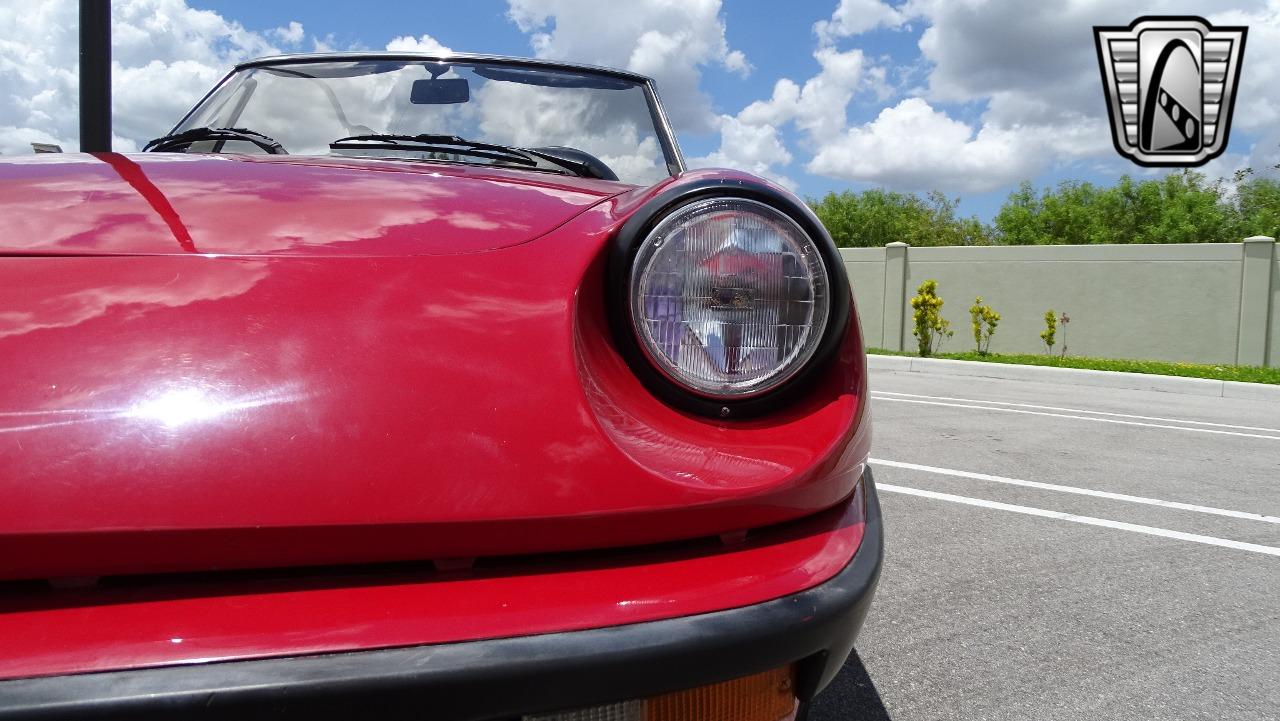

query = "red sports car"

[{"left": 0, "top": 53, "right": 880, "bottom": 720}]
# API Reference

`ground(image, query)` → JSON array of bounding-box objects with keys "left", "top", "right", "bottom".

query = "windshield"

[{"left": 172, "top": 58, "right": 680, "bottom": 185}]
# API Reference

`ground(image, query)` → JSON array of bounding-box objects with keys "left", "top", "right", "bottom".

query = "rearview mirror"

[{"left": 410, "top": 78, "right": 470, "bottom": 105}]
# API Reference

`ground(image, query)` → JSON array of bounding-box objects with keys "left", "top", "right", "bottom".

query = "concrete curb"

[{"left": 868, "top": 354, "right": 1280, "bottom": 402}]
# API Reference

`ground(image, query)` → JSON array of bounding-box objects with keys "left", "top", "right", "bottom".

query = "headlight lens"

[{"left": 629, "top": 197, "right": 831, "bottom": 399}]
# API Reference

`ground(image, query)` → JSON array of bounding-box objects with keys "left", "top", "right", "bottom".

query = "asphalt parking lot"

[{"left": 812, "top": 369, "right": 1280, "bottom": 721}]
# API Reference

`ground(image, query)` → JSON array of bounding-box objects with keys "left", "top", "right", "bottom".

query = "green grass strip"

[{"left": 867, "top": 348, "right": 1280, "bottom": 385}]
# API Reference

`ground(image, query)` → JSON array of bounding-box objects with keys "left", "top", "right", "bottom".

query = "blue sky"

[{"left": 2, "top": 1, "right": 1277, "bottom": 222}]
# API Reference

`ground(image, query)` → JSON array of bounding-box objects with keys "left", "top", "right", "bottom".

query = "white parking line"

[
  {"left": 872, "top": 391, "right": 1280, "bottom": 434},
  {"left": 877, "top": 483, "right": 1280, "bottom": 557},
  {"left": 872, "top": 458, "right": 1280, "bottom": 524},
  {"left": 871, "top": 396, "right": 1280, "bottom": 440}
]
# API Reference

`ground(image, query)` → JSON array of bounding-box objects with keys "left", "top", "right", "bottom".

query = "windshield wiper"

[
  {"left": 330, "top": 133, "right": 539, "bottom": 167},
  {"left": 144, "top": 127, "right": 287, "bottom": 155},
  {"left": 521, "top": 146, "right": 613, "bottom": 180},
  {"left": 330, "top": 134, "right": 590, "bottom": 176}
]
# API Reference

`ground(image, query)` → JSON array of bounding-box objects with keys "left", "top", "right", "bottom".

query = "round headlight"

[{"left": 629, "top": 197, "right": 831, "bottom": 399}]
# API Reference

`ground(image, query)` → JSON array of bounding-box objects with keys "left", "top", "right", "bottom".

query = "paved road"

[{"left": 811, "top": 369, "right": 1280, "bottom": 721}]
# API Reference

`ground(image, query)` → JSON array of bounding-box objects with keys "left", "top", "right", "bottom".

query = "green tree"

[
  {"left": 992, "top": 182, "right": 1040, "bottom": 245},
  {"left": 809, "top": 189, "right": 991, "bottom": 248},
  {"left": 993, "top": 171, "right": 1241, "bottom": 245},
  {"left": 812, "top": 158, "right": 1280, "bottom": 248},
  {"left": 1234, "top": 175, "right": 1280, "bottom": 240},
  {"left": 1141, "top": 170, "right": 1237, "bottom": 244}
]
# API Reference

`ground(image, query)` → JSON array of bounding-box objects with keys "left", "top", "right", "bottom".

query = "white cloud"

[
  {"left": 808, "top": 98, "right": 1040, "bottom": 192},
  {"left": 1200, "top": 149, "right": 1252, "bottom": 193},
  {"left": 792, "top": 0, "right": 1280, "bottom": 192},
  {"left": 1244, "top": 129, "right": 1280, "bottom": 173},
  {"left": 723, "top": 49, "right": 750, "bottom": 76},
  {"left": 704, "top": 0, "right": 1131, "bottom": 190},
  {"left": 1211, "top": 2, "right": 1280, "bottom": 134},
  {"left": 689, "top": 114, "right": 795, "bottom": 189},
  {"left": 384, "top": 33, "right": 452, "bottom": 54},
  {"left": 0, "top": 125, "right": 66, "bottom": 154},
  {"left": 272, "top": 21, "right": 305, "bottom": 46},
  {"left": 312, "top": 34, "right": 339, "bottom": 53},
  {"left": 750, "top": 47, "right": 866, "bottom": 141},
  {"left": 818, "top": 0, "right": 1136, "bottom": 190},
  {"left": 815, "top": 0, "right": 908, "bottom": 43},
  {"left": 272, "top": 20, "right": 304, "bottom": 46},
  {"left": 0, "top": 0, "right": 304, "bottom": 154},
  {"left": 907, "top": 0, "right": 1270, "bottom": 111},
  {"left": 505, "top": 0, "right": 748, "bottom": 132},
  {"left": 693, "top": 44, "right": 870, "bottom": 184}
]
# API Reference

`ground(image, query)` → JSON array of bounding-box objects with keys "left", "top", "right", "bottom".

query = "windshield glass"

[{"left": 173, "top": 59, "right": 678, "bottom": 185}]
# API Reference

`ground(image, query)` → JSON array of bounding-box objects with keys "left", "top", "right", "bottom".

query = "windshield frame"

[{"left": 169, "top": 52, "right": 687, "bottom": 179}]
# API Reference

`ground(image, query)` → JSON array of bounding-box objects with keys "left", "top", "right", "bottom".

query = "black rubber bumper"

[{"left": 0, "top": 470, "right": 883, "bottom": 721}]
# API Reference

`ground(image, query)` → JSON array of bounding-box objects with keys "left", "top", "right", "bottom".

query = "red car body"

[{"left": 0, "top": 55, "right": 880, "bottom": 720}]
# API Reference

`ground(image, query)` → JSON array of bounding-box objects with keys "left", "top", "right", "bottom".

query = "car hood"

[
  {"left": 0, "top": 163, "right": 868, "bottom": 581},
  {"left": 0, "top": 152, "right": 629, "bottom": 257}
]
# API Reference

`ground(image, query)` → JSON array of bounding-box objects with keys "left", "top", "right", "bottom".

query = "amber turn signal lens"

[
  {"left": 525, "top": 665, "right": 797, "bottom": 721},
  {"left": 648, "top": 665, "right": 797, "bottom": 721}
]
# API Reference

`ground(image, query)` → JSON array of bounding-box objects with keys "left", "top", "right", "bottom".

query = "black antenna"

[{"left": 79, "top": 0, "right": 112, "bottom": 152}]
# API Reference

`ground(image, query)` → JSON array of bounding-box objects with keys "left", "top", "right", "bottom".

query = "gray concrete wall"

[
  {"left": 840, "top": 239, "right": 1277, "bottom": 367},
  {"left": 839, "top": 247, "right": 886, "bottom": 349},
  {"left": 1272, "top": 258, "right": 1280, "bottom": 367}
]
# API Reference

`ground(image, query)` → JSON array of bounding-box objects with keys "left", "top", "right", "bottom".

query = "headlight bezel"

[{"left": 607, "top": 179, "right": 851, "bottom": 419}]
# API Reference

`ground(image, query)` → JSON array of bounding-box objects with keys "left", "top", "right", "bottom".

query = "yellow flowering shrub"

[
  {"left": 969, "top": 297, "right": 1000, "bottom": 355},
  {"left": 910, "top": 279, "right": 953, "bottom": 356}
]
